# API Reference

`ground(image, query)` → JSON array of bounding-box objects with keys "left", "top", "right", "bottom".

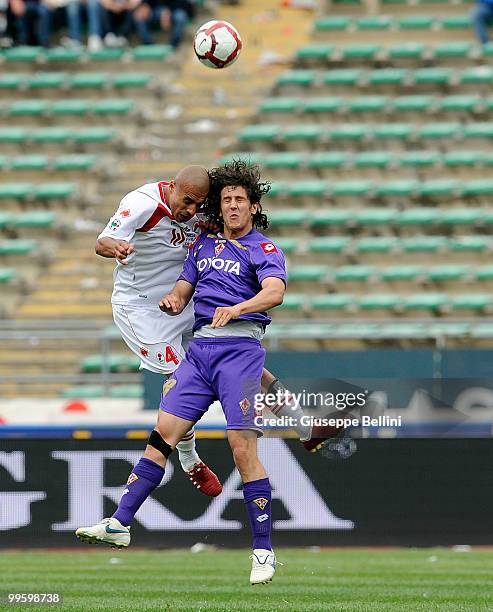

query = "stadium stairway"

[{"left": 0, "top": 1, "right": 315, "bottom": 398}]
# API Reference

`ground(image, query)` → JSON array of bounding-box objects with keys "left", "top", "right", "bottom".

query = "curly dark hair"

[{"left": 203, "top": 159, "right": 270, "bottom": 230}]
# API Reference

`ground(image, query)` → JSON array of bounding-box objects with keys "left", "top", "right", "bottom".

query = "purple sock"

[
  {"left": 112, "top": 457, "right": 165, "bottom": 526},
  {"left": 243, "top": 477, "right": 272, "bottom": 551}
]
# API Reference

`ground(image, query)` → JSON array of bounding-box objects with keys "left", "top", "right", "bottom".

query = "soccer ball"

[{"left": 193, "top": 20, "right": 242, "bottom": 69}]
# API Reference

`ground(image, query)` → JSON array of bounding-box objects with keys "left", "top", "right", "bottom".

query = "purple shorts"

[{"left": 160, "top": 337, "right": 265, "bottom": 434}]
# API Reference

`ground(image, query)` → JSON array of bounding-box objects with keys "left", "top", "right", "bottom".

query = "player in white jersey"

[{"left": 96, "top": 166, "right": 222, "bottom": 496}]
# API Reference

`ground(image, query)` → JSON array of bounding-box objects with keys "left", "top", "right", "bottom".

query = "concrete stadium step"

[{"left": 16, "top": 303, "right": 112, "bottom": 318}]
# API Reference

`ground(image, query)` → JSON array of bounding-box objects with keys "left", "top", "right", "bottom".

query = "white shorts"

[{"left": 112, "top": 303, "right": 194, "bottom": 375}]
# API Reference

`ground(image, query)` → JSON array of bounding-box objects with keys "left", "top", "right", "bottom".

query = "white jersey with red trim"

[{"left": 98, "top": 181, "right": 200, "bottom": 307}]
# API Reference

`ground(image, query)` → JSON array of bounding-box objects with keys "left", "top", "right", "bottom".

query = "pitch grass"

[{"left": 1, "top": 548, "right": 493, "bottom": 611}]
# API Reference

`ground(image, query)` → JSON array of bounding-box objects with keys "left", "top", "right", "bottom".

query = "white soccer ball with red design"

[{"left": 193, "top": 20, "right": 242, "bottom": 69}]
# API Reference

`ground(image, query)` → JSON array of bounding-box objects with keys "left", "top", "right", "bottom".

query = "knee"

[{"left": 231, "top": 442, "right": 252, "bottom": 472}]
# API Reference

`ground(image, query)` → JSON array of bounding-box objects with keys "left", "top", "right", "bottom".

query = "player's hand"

[
  {"left": 159, "top": 294, "right": 184, "bottom": 315},
  {"left": 114, "top": 240, "right": 135, "bottom": 264},
  {"left": 211, "top": 305, "right": 242, "bottom": 328}
]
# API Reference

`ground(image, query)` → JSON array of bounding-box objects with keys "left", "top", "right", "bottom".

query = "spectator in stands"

[
  {"left": 63, "top": 0, "right": 104, "bottom": 51},
  {"left": 131, "top": 0, "right": 193, "bottom": 48},
  {"left": 100, "top": 0, "right": 137, "bottom": 46},
  {"left": 10, "top": 0, "right": 53, "bottom": 46},
  {"left": 471, "top": 0, "right": 493, "bottom": 43}
]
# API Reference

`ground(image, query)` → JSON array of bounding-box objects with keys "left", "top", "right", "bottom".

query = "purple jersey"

[{"left": 178, "top": 229, "right": 287, "bottom": 333}]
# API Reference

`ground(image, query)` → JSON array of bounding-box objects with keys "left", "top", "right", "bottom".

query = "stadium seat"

[
  {"left": 276, "top": 71, "right": 315, "bottom": 87},
  {"left": 110, "top": 385, "right": 143, "bottom": 399},
  {"left": 380, "top": 265, "right": 424, "bottom": 281},
  {"left": 401, "top": 236, "right": 447, "bottom": 252},
  {"left": 239, "top": 125, "right": 279, "bottom": 142},
  {"left": 3, "top": 46, "right": 42, "bottom": 62},
  {"left": 398, "top": 16, "right": 435, "bottom": 30},
  {"left": 342, "top": 44, "right": 381, "bottom": 60},
  {"left": 0, "top": 268, "right": 16, "bottom": 283},
  {"left": 373, "top": 123, "right": 412, "bottom": 141},
  {"left": 31, "top": 128, "right": 70, "bottom": 143},
  {"left": 356, "top": 16, "right": 392, "bottom": 30},
  {"left": 442, "top": 15, "right": 472, "bottom": 29},
  {"left": 296, "top": 44, "right": 334, "bottom": 61},
  {"left": 314, "top": 16, "right": 352, "bottom": 31},
  {"left": 392, "top": 96, "right": 434, "bottom": 113},
  {"left": 27, "top": 72, "right": 67, "bottom": 89},
  {"left": 348, "top": 96, "right": 388, "bottom": 113},
  {"left": 398, "top": 209, "right": 438, "bottom": 225},
  {"left": 462, "top": 180, "right": 493, "bottom": 197},
  {"left": 418, "top": 180, "right": 460, "bottom": 198},
  {"left": 443, "top": 151, "right": 483, "bottom": 167},
  {"left": 273, "top": 237, "right": 299, "bottom": 253},
  {"left": 404, "top": 293, "right": 448, "bottom": 311},
  {"left": 61, "top": 385, "right": 104, "bottom": 399},
  {"left": 335, "top": 265, "right": 376, "bottom": 281},
  {"left": 367, "top": 69, "right": 408, "bottom": 86},
  {"left": 448, "top": 236, "right": 490, "bottom": 251},
  {"left": 112, "top": 73, "right": 151, "bottom": 88},
  {"left": 51, "top": 100, "right": 91, "bottom": 115},
  {"left": 399, "top": 151, "right": 440, "bottom": 167},
  {"left": 277, "top": 294, "right": 306, "bottom": 311},
  {"left": 460, "top": 67, "right": 493, "bottom": 85},
  {"left": 88, "top": 48, "right": 124, "bottom": 62},
  {"left": 287, "top": 181, "right": 328, "bottom": 197},
  {"left": 284, "top": 125, "right": 321, "bottom": 141},
  {"left": 72, "top": 128, "right": 116, "bottom": 143},
  {"left": 441, "top": 208, "right": 482, "bottom": 225},
  {"left": 269, "top": 210, "right": 306, "bottom": 226},
  {"left": 93, "top": 99, "right": 135, "bottom": 115},
  {"left": 353, "top": 151, "right": 392, "bottom": 168},
  {"left": 332, "top": 180, "right": 373, "bottom": 197},
  {"left": 0, "top": 184, "right": 31, "bottom": 199},
  {"left": 358, "top": 294, "right": 401, "bottom": 310},
  {"left": 308, "top": 237, "right": 350, "bottom": 253},
  {"left": 12, "top": 211, "right": 56, "bottom": 229},
  {"left": 388, "top": 43, "right": 426, "bottom": 60},
  {"left": 132, "top": 45, "right": 172, "bottom": 61},
  {"left": 463, "top": 123, "right": 493, "bottom": 139},
  {"left": 288, "top": 265, "right": 328, "bottom": 281},
  {"left": 45, "top": 47, "right": 82, "bottom": 62},
  {"left": 8, "top": 100, "right": 49, "bottom": 116},
  {"left": 311, "top": 210, "right": 352, "bottom": 226},
  {"left": 10, "top": 155, "right": 49, "bottom": 170},
  {"left": 260, "top": 98, "right": 300, "bottom": 114},
  {"left": 263, "top": 152, "right": 303, "bottom": 169},
  {"left": 311, "top": 294, "right": 355, "bottom": 310},
  {"left": 34, "top": 183, "right": 76, "bottom": 199},
  {"left": 0, "top": 239, "right": 37, "bottom": 256},
  {"left": 413, "top": 68, "right": 452, "bottom": 85},
  {"left": 475, "top": 266, "right": 493, "bottom": 281},
  {"left": 375, "top": 180, "right": 418, "bottom": 197},
  {"left": 70, "top": 72, "right": 107, "bottom": 89},
  {"left": 355, "top": 208, "right": 397, "bottom": 224},
  {"left": 434, "top": 42, "right": 474, "bottom": 59},
  {"left": 330, "top": 124, "right": 369, "bottom": 141},
  {"left": 80, "top": 354, "right": 140, "bottom": 373},
  {"left": 308, "top": 152, "right": 349, "bottom": 169},
  {"left": 0, "top": 74, "right": 25, "bottom": 89},
  {"left": 427, "top": 265, "right": 469, "bottom": 281},
  {"left": 303, "top": 97, "right": 343, "bottom": 113},
  {"left": 438, "top": 95, "right": 482, "bottom": 112},
  {"left": 417, "top": 123, "right": 461, "bottom": 140},
  {"left": 53, "top": 154, "right": 97, "bottom": 171},
  {"left": 450, "top": 294, "right": 493, "bottom": 311},
  {"left": 354, "top": 237, "right": 396, "bottom": 253},
  {"left": 323, "top": 70, "right": 363, "bottom": 86}
]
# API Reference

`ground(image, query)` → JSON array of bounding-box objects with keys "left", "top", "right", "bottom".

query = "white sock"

[
  {"left": 268, "top": 379, "right": 312, "bottom": 441},
  {"left": 176, "top": 430, "right": 201, "bottom": 472}
]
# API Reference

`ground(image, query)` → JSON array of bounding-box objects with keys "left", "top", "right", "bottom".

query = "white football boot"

[
  {"left": 249, "top": 549, "right": 277, "bottom": 585},
  {"left": 75, "top": 517, "right": 130, "bottom": 549}
]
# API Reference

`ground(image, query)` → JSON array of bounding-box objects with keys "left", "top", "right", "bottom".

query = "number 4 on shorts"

[{"left": 165, "top": 346, "right": 179, "bottom": 365}]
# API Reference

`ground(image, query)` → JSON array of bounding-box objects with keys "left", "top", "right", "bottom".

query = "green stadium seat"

[
  {"left": 434, "top": 42, "right": 474, "bottom": 58},
  {"left": 398, "top": 16, "right": 435, "bottom": 30},
  {"left": 53, "top": 154, "right": 97, "bottom": 171},
  {"left": 427, "top": 322, "right": 472, "bottom": 337},
  {"left": 311, "top": 210, "right": 351, "bottom": 226},
  {"left": 277, "top": 294, "right": 306, "bottom": 311},
  {"left": 0, "top": 239, "right": 37, "bottom": 255},
  {"left": 335, "top": 265, "right": 376, "bottom": 281},
  {"left": 460, "top": 67, "right": 493, "bottom": 85},
  {"left": 392, "top": 96, "right": 434, "bottom": 112},
  {"left": 112, "top": 73, "right": 151, "bottom": 88},
  {"left": 332, "top": 322, "right": 383, "bottom": 338},
  {"left": 367, "top": 69, "right": 408, "bottom": 86},
  {"left": 399, "top": 151, "right": 440, "bottom": 167},
  {"left": 287, "top": 181, "right": 328, "bottom": 197},
  {"left": 72, "top": 128, "right": 116, "bottom": 143},
  {"left": 448, "top": 236, "right": 490, "bottom": 251},
  {"left": 462, "top": 180, "right": 493, "bottom": 196},
  {"left": 438, "top": 95, "right": 482, "bottom": 112},
  {"left": 355, "top": 237, "right": 396, "bottom": 252},
  {"left": 373, "top": 123, "right": 412, "bottom": 140},
  {"left": 88, "top": 48, "right": 124, "bottom": 61},
  {"left": 239, "top": 125, "right": 279, "bottom": 142},
  {"left": 70, "top": 72, "right": 107, "bottom": 88},
  {"left": 269, "top": 210, "right": 306, "bottom": 226},
  {"left": 357, "top": 16, "right": 392, "bottom": 30},
  {"left": 332, "top": 180, "right": 373, "bottom": 197},
  {"left": 401, "top": 236, "right": 447, "bottom": 252},
  {"left": 13, "top": 211, "right": 56, "bottom": 228},
  {"left": 31, "top": 127, "right": 70, "bottom": 143},
  {"left": 355, "top": 208, "right": 397, "bottom": 224},
  {"left": 380, "top": 265, "right": 423, "bottom": 281},
  {"left": 443, "top": 151, "right": 483, "bottom": 167},
  {"left": 277, "top": 71, "right": 315, "bottom": 87},
  {"left": 442, "top": 15, "right": 474, "bottom": 29},
  {"left": 463, "top": 123, "right": 493, "bottom": 138},
  {"left": 289, "top": 265, "right": 328, "bottom": 281},
  {"left": 284, "top": 125, "right": 321, "bottom": 141},
  {"left": 417, "top": 123, "right": 461, "bottom": 140},
  {"left": 311, "top": 294, "right": 355, "bottom": 310},
  {"left": 272, "top": 237, "right": 299, "bottom": 253},
  {"left": 308, "top": 152, "right": 349, "bottom": 169},
  {"left": 450, "top": 294, "right": 493, "bottom": 310},
  {"left": 0, "top": 74, "right": 24, "bottom": 89},
  {"left": 342, "top": 44, "right": 381, "bottom": 60},
  {"left": 418, "top": 180, "right": 459, "bottom": 197},
  {"left": 61, "top": 385, "right": 104, "bottom": 399},
  {"left": 81, "top": 354, "right": 139, "bottom": 373},
  {"left": 260, "top": 98, "right": 300, "bottom": 113},
  {"left": 132, "top": 44, "right": 172, "bottom": 61},
  {"left": 413, "top": 68, "right": 452, "bottom": 85},
  {"left": 353, "top": 151, "right": 392, "bottom": 168},
  {"left": 0, "top": 268, "right": 16, "bottom": 283},
  {"left": 474, "top": 266, "right": 493, "bottom": 281},
  {"left": 388, "top": 43, "right": 425, "bottom": 60},
  {"left": 8, "top": 100, "right": 49, "bottom": 116},
  {"left": 263, "top": 152, "right": 303, "bottom": 169},
  {"left": 220, "top": 152, "right": 263, "bottom": 166},
  {"left": 4, "top": 46, "right": 42, "bottom": 62},
  {"left": 308, "top": 237, "right": 350, "bottom": 253},
  {"left": 359, "top": 294, "right": 401, "bottom": 310},
  {"left": 404, "top": 293, "right": 448, "bottom": 311},
  {"left": 303, "top": 97, "right": 343, "bottom": 113},
  {"left": 330, "top": 124, "right": 369, "bottom": 141},
  {"left": 45, "top": 47, "right": 82, "bottom": 62},
  {"left": 471, "top": 323, "right": 493, "bottom": 338},
  {"left": 296, "top": 44, "right": 334, "bottom": 61},
  {"left": 314, "top": 16, "right": 352, "bottom": 31},
  {"left": 441, "top": 208, "right": 481, "bottom": 225},
  {"left": 377, "top": 322, "right": 428, "bottom": 338},
  {"left": 93, "top": 99, "right": 134, "bottom": 115},
  {"left": 11, "top": 155, "right": 49, "bottom": 170},
  {"left": 35, "top": 183, "right": 76, "bottom": 199},
  {"left": 348, "top": 96, "right": 388, "bottom": 113},
  {"left": 375, "top": 180, "right": 418, "bottom": 197},
  {"left": 109, "top": 385, "right": 143, "bottom": 399},
  {"left": 398, "top": 209, "right": 438, "bottom": 225},
  {"left": 266, "top": 182, "right": 285, "bottom": 197},
  {"left": 27, "top": 72, "right": 67, "bottom": 89},
  {"left": 51, "top": 99, "right": 91, "bottom": 115},
  {"left": 427, "top": 265, "right": 468, "bottom": 281},
  {"left": 0, "top": 184, "right": 31, "bottom": 199},
  {"left": 323, "top": 70, "right": 362, "bottom": 86},
  {"left": 0, "top": 212, "right": 13, "bottom": 228}
]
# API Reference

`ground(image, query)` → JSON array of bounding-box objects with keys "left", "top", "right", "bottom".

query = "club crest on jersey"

[
  {"left": 253, "top": 497, "right": 269, "bottom": 510},
  {"left": 156, "top": 351, "right": 165, "bottom": 364},
  {"left": 239, "top": 398, "right": 251, "bottom": 416},
  {"left": 214, "top": 241, "right": 226, "bottom": 258},
  {"left": 127, "top": 473, "right": 139, "bottom": 485},
  {"left": 120, "top": 209, "right": 131, "bottom": 218},
  {"left": 261, "top": 242, "right": 277, "bottom": 254},
  {"left": 140, "top": 347, "right": 149, "bottom": 357},
  {"left": 110, "top": 219, "right": 121, "bottom": 231}
]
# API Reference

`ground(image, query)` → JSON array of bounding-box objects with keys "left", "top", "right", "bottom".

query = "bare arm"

[
  {"left": 95, "top": 236, "right": 135, "bottom": 264},
  {"left": 159, "top": 280, "right": 195, "bottom": 315},
  {"left": 212, "top": 277, "right": 285, "bottom": 329}
]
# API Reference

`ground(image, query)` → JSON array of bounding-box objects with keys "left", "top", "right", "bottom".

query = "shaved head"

[{"left": 175, "top": 165, "right": 209, "bottom": 195}]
